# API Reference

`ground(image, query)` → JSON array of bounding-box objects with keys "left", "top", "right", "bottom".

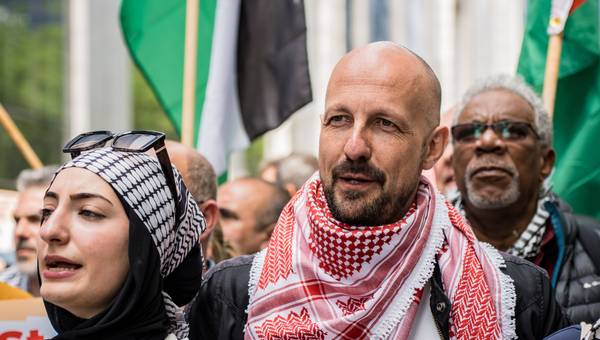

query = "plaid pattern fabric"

[
  {"left": 454, "top": 195, "right": 550, "bottom": 259},
  {"left": 245, "top": 175, "right": 515, "bottom": 340},
  {"left": 63, "top": 148, "right": 205, "bottom": 339},
  {"left": 0, "top": 265, "right": 29, "bottom": 292},
  {"left": 508, "top": 197, "right": 550, "bottom": 259}
]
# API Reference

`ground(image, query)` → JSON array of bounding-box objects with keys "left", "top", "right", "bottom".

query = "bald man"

[
  {"left": 187, "top": 42, "right": 567, "bottom": 340},
  {"left": 218, "top": 178, "right": 291, "bottom": 256},
  {"left": 166, "top": 141, "right": 225, "bottom": 270}
]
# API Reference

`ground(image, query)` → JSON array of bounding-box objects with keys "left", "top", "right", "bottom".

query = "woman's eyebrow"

[
  {"left": 70, "top": 192, "right": 114, "bottom": 206},
  {"left": 44, "top": 191, "right": 58, "bottom": 200}
]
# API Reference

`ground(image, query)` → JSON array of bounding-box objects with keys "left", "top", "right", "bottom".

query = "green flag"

[
  {"left": 120, "top": 0, "right": 312, "bottom": 176},
  {"left": 517, "top": 0, "right": 600, "bottom": 219}
]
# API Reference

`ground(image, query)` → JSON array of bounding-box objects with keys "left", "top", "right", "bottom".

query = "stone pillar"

[{"left": 66, "top": 0, "right": 130, "bottom": 139}]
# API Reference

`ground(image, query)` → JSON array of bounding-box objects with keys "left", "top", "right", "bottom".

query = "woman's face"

[{"left": 38, "top": 167, "right": 130, "bottom": 319}]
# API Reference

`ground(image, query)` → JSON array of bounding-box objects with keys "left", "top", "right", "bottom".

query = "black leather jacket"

[
  {"left": 551, "top": 197, "right": 600, "bottom": 323},
  {"left": 187, "top": 253, "right": 569, "bottom": 340}
]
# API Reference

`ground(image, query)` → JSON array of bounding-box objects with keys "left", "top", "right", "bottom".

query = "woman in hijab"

[{"left": 37, "top": 131, "right": 205, "bottom": 339}]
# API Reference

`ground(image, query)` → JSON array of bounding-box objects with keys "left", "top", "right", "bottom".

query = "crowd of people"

[{"left": 1, "top": 41, "right": 599, "bottom": 339}]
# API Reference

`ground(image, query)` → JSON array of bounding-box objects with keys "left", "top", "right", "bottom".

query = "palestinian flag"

[
  {"left": 120, "top": 0, "right": 312, "bottom": 176},
  {"left": 518, "top": 0, "right": 600, "bottom": 219}
]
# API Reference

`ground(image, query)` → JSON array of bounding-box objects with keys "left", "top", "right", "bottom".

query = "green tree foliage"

[{"left": 0, "top": 3, "right": 64, "bottom": 189}]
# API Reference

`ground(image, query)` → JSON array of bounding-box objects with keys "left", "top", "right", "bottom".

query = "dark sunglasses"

[
  {"left": 62, "top": 130, "right": 180, "bottom": 221},
  {"left": 451, "top": 120, "right": 540, "bottom": 143}
]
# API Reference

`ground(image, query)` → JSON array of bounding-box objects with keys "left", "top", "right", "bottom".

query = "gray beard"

[
  {"left": 465, "top": 172, "right": 520, "bottom": 209},
  {"left": 16, "top": 259, "right": 38, "bottom": 278}
]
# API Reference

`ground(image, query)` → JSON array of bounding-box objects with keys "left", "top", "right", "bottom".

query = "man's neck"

[{"left": 463, "top": 197, "right": 538, "bottom": 251}]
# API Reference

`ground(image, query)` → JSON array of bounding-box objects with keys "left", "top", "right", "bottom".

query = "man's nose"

[
  {"left": 14, "top": 219, "right": 32, "bottom": 239},
  {"left": 475, "top": 127, "right": 506, "bottom": 155},
  {"left": 343, "top": 127, "right": 372, "bottom": 162}
]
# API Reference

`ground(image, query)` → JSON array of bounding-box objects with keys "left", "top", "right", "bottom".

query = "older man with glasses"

[{"left": 451, "top": 75, "right": 600, "bottom": 323}]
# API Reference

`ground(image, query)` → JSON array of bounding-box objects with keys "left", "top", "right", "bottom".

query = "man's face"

[
  {"left": 319, "top": 63, "right": 432, "bottom": 226},
  {"left": 217, "top": 180, "right": 270, "bottom": 256},
  {"left": 452, "top": 89, "right": 551, "bottom": 210},
  {"left": 433, "top": 109, "right": 456, "bottom": 195},
  {"left": 13, "top": 186, "right": 46, "bottom": 275},
  {"left": 434, "top": 143, "right": 456, "bottom": 195}
]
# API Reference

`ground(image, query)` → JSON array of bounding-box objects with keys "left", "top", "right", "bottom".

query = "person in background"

[
  {"left": 433, "top": 108, "right": 457, "bottom": 198},
  {"left": 275, "top": 153, "right": 319, "bottom": 197},
  {"left": 217, "top": 177, "right": 290, "bottom": 256},
  {"left": 0, "top": 165, "right": 57, "bottom": 296},
  {"left": 166, "top": 140, "right": 232, "bottom": 270},
  {"left": 258, "top": 159, "right": 281, "bottom": 183},
  {"left": 451, "top": 74, "right": 600, "bottom": 323}
]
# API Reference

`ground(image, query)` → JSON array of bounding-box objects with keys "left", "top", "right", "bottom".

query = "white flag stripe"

[
  {"left": 548, "top": 0, "right": 575, "bottom": 35},
  {"left": 197, "top": 0, "right": 250, "bottom": 175}
]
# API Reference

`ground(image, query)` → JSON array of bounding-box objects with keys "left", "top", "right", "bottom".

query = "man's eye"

[
  {"left": 505, "top": 126, "right": 529, "bottom": 139},
  {"left": 326, "top": 115, "right": 351, "bottom": 127},
  {"left": 375, "top": 118, "right": 398, "bottom": 131}
]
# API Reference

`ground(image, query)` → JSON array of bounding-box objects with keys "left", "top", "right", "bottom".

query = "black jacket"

[
  {"left": 187, "top": 253, "right": 569, "bottom": 340},
  {"left": 551, "top": 197, "right": 600, "bottom": 323}
]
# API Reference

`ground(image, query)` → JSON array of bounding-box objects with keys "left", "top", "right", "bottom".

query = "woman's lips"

[{"left": 42, "top": 255, "right": 82, "bottom": 280}]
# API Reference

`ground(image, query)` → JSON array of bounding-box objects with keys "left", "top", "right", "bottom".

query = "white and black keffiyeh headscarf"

[
  {"left": 453, "top": 194, "right": 550, "bottom": 259},
  {"left": 43, "top": 148, "right": 205, "bottom": 340}
]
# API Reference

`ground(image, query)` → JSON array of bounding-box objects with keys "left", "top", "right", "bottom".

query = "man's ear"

[
  {"left": 284, "top": 183, "right": 298, "bottom": 197},
  {"left": 258, "top": 223, "right": 276, "bottom": 250},
  {"left": 199, "top": 199, "right": 219, "bottom": 242},
  {"left": 422, "top": 126, "right": 449, "bottom": 170},
  {"left": 540, "top": 147, "right": 556, "bottom": 180}
]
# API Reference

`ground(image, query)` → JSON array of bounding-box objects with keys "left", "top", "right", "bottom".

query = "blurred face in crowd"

[
  {"left": 13, "top": 185, "right": 46, "bottom": 276},
  {"left": 452, "top": 89, "right": 554, "bottom": 211},
  {"left": 165, "top": 140, "right": 219, "bottom": 256},
  {"left": 434, "top": 143, "right": 455, "bottom": 195},
  {"left": 433, "top": 109, "right": 456, "bottom": 195},
  {"left": 38, "top": 168, "right": 130, "bottom": 318},
  {"left": 319, "top": 42, "right": 447, "bottom": 226},
  {"left": 259, "top": 163, "right": 278, "bottom": 184},
  {"left": 218, "top": 179, "right": 272, "bottom": 256}
]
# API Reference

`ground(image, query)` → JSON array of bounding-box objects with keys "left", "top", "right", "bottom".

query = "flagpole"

[
  {"left": 542, "top": 33, "right": 563, "bottom": 119},
  {"left": 0, "top": 103, "right": 43, "bottom": 169},
  {"left": 181, "top": 0, "right": 199, "bottom": 147}
]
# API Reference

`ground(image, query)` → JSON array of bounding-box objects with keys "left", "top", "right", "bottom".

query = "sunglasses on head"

[
  {"left": 62, "top": 130, "right": 180, "bottom": 221},
  {"left": 451, "top": 120, "right": 540, "bottom": 144}
]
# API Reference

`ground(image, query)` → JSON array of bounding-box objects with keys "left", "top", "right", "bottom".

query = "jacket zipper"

[
  {"left": 433, "top": 314, "right": 445, "bottom": 340},
  {"left": 431, "top": 301, "right": 448, "bottom": 340}
]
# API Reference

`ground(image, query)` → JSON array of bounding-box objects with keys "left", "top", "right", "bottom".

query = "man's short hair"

[
  {"left": 186, "top": 153, "right": 217, "bottom": 203},
  {"left": 452, "top": 74, "right": 552, "bottom": 148},
  {"left": 16, "top": 165, "right": 59, "bottom": 192},
  {"left": 255, "top": 180, "right": 291, "bottom": 233},
  {"left": 276, "top": 153, "right": 318, "bottom": 190}
]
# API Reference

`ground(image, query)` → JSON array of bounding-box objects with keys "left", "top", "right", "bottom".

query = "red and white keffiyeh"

[{"left": 245, "top": 175, "right": 516, "bottom": 340}]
